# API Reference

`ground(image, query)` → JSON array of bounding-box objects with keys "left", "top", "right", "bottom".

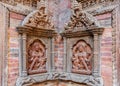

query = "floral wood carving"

[
  {"left": 25, "top": 0, "right": 54, "bottom": 29},
  {"left": 28, "top": 39, "right": 47, "bottom": 75},
  {"left": 72, "top": 40, "right": 92, "bottom": 75}
]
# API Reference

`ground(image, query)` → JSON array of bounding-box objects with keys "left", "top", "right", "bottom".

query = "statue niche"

[
  {"left": 72, "top": 40, "right": 92, "bottom": 75},
  {"left": 27, "top": 39, "right": 47, "bottom": 75}
]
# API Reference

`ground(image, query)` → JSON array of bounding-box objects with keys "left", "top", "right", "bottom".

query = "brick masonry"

[
  {"left": 7, "top": 12, "right": 25, "bottom": 86},
  {"left": 96, "top": 13, "right": 113, "bottom": 86},
  {"left": 0, "top": 1, "right": 117, "bottom": 86}
]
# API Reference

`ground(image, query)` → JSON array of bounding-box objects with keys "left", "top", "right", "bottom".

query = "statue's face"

[
  {"left": 78, "top": 45, "right": 84, "bottom": 52},
  {"left": 32, "top": 42, "right": 41, "bottom": 51}
]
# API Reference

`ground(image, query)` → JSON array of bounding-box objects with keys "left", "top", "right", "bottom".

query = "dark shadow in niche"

[
  {"left": 72, "top": 40, "right": 93, "bottom": 75},
  {"left": 27, "top": 39, "right": 47, "bottom": 75}
]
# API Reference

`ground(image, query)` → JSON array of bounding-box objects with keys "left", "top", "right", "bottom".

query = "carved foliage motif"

[
  {"left": 72, "top": 40, "right": 92, "bottom": 75},
  {"left": 28, "top": 39, "right": 47, "bottom": 75}
]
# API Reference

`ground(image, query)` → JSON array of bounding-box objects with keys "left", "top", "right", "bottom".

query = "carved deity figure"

[
  {"left": 72, "top": 40, "right": 92, "bottom": 74},
  {"left": 28, "top": 39, "right": 47, "bottom": 74},
  {"left": 65, "top": 0, "right": 96, "bottom": 32},
  {"left": 25, "top": 1, "right": 54, "bottom": 29}
]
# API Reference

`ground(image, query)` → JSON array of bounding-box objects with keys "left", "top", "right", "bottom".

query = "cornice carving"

[
  {"left": 0, "top": 0, "right": 39, "bottom": 7},
  {"left": 77, "top": 0, "right": 115, "bottom": 8}
]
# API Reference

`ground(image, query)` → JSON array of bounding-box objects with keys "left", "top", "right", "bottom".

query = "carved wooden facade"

[{"left": 16, "top": 0, "right": 104, "bottom": 86}]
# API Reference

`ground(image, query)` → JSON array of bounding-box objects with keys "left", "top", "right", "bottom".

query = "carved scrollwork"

[
  {"left": 16, "top": 77, "right": 36, "bottom": 86},
  {"left": 72, "top": 40, "right": 93, "bottom": 75},
  {"left": 83, "top": 76, "right": 103, "bottom": 86},
  {"left": 27, "top": 39, "right": 47, "bottom": 75},
  {"left": 47, "top": 72, "right": 71, "bottom": 80}
]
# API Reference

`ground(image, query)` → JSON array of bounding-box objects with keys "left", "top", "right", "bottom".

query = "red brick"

[
  {"left": 10, "top": 12, "right": 25, "bottom": 20},
  {"left": 96, "top": 13, "right": 112, "bottom": 20}
]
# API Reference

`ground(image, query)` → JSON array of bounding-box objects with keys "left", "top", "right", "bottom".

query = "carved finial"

[
  {"left": 38, "top": 0, "right": 46, "bottom": 9},
  {"left": 72, "top": 0, "right": 82, "bottom": 11}
]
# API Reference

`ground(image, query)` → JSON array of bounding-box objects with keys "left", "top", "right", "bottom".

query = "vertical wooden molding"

[
  {"left": 18, "top": 34, "right": 23, "bottom": 77},
  {"left": 63, "top": 37, "right": 67, "bottom": 72},
  {"left": 112, "top": 5, "right": 120, "bottom": 86},
  {"left": 22, "top": 33, "right": 27, "bottom": 76},
  {"left": 2, "top": 6, "right": 9, "bottom": 86},
  {"left": 47, "top": 38, "right": 52, "bottom": 72},
  {"left": 93, "top": 34, "right": 99, "bottom": 76},
  {"left": 52, "top": 37, "right": 55, "bottom": 72}
]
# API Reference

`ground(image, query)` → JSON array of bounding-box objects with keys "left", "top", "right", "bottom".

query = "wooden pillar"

[
  {"left": 51, "top": 37, "right": 55, "bottom": 72},
  {"left": 18, "top": 34, "right": 22, "bottom": 77},
  {"left": 93, "top": 34, "right": 99, "bottom": 77},
  {"left": 19, "top": 33, "right": 27, "bottom": 77},
  {"left": 22, "top": 33, "right": 27, "bottom": 76},
  {"left": 63, "top": 37, "right": 67, "bottom": 72}
]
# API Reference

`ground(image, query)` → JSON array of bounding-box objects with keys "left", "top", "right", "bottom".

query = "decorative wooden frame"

[
  {"left": 16, "top": 0, "right": 105, "bottom": 86},
  {"left": 60, "top": 28, "right": 104, "bottom": 86}
]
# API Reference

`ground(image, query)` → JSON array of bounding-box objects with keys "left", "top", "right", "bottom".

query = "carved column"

[
  {"left": 52, "top": 37, "right": 55, "bottom": 72},
  {"left": 63, "top": 37, "right": 67, "bottom": 72},
  {"left": 19, "top": 33, "right": 27, "bottom": 77},
  {"left": 18, "top": 34, "right": 23, "bottom": 77},
  {"left": 22, "top": 33, "right": 27, "bottom": 76},
  {"left": 93, "top": 34, "right": 99, "bottom": 77}
]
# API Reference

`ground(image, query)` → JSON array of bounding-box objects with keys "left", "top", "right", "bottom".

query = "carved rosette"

[
  {"left": 72, "top": 40, "right": 92, "bottom": 75},
  {"left": 27, "top": 39, "right": 47, "bottom": 75}
]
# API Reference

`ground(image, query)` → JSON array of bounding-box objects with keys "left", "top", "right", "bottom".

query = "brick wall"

[
  {"left": 7, "top": 12, "right": 25, "bottom": 86},
  {"left": 48, "top": 0, "right": 71, "bottom": 71},
  {"left": 96, "top": 13, "right": 113, "bottom": 86},
  {"left": 4, "top": 2, "right": 115, "bottom": 86},
  {"left": 54, "top": 38, "right": 64, "bottom": 72}
]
